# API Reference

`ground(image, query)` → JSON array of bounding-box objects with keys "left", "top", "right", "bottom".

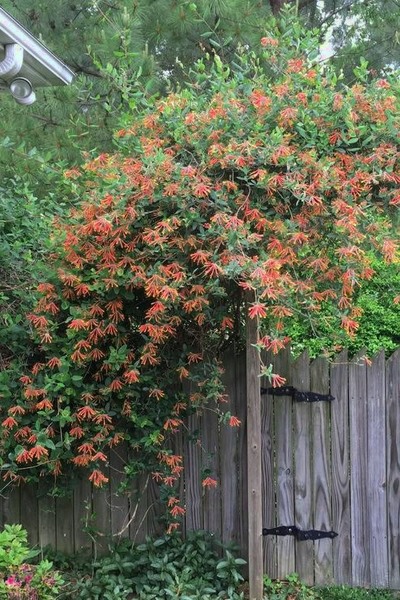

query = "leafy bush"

[
  {"left": 263, "top": 575, "right": 397, "bottom": 600},
  {"left": 317, "top": 584, "right": 396, "bottom": 600},
  {"left": 263, "top": 573, "right": 317, "bottom": 599},
  {"left": 0, "top": 524, "right": 63, "bottom": 599},
  {"left": 59, "top": 531, "right": 245, "bottom": 600},
  {"left": 0, "top": 15, "right": 398, "bottom": 526},
  {"left": 286, "top": 257, "right": 400, "bottom": 358}
]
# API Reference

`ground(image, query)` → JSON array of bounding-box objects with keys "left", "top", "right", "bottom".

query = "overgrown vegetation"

[
  {"left": 0, "top": 524, "right": 63, "bottom": 599},
  {"left": 54, "top": 531, "right": 246, "bottom": 600},
  {"left": 0, "top": 16, "right": 398, "bottom": 532}
]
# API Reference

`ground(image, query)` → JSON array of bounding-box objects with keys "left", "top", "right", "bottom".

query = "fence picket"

[
  {"left": 367, "top": 350, "right": 388, "bottom": 587},
  {"left": 73, "top": 478, "right": 92, "bottom": 553},
  {"left": 261, "top": 350, "right": 277, "bottom": 578},
  {"left": 274, "top": 347, "right": 295, "bottom": 577},
  {"left": 293, "top": 351, "right": 313, "bottom": 585},
  {"left": 311, "top": 357, "right": 333, "bottom": 585},
  {"left": 185, "top": 409, "right": 203, "bottom": 532},
  {"left": 330, "top": 350, "right": 351, "bottom": 585},
  {"left": 387, "top": 348, "right": 400, "bottom": 589},
  {"left": 349, "top": 351, "right": 370, "bottom": 586},
  {"left": 220, "top": 351, "right": 239, "bottom": 546},
  {"left": 110, "top": 446, "right": 130, "bottom": 540},
  {"left": 202, "top": 400, "right": 221, "bottom": 536}
]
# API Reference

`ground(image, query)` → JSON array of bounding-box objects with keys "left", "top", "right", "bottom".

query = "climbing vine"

[{"left": 0, "top": 21, "right": 398, "bottom": 527}]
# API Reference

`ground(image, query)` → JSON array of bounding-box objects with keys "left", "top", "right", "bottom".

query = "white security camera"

[{"left": 9, "top": 77, "right": 36, "bottom": 105}]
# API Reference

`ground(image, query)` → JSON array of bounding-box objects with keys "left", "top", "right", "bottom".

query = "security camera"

[{"left": 9, "top": 77, "right": 36, "bottom": 105}]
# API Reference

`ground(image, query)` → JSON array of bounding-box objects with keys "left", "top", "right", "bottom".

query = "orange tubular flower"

[
  {"left": 170, "top": 504, "right": 185, "bottom": 518},
  {"left": 77, "top": 405, "right": 97, "bottom": 421},
  {"left": 28, "top": 445, "right": 49, "bottom": 460},
  {"left": 89, "top": 469, "right": 109, "bottom": 487},
  {"left": 2, "top": 416, "right": 18, "bottom": 429},
  {"left": 202, "top": 477, "right": 217, "bottom": 488},
  {"left": 271, "top": 373, "right": 286, "bottom": 388}
]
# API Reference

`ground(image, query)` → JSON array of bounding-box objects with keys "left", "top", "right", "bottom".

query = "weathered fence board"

[
  {"left": 73, "top": 478, "right": 92, "bottom": 553},
  {"left": 349, "top": 351, "right": 370, "bottom": 586},
  {"left": 387, "top": 349, "right": 400, "bottom": 589},
  {"left": 261, "top": 357, "right": 276, "bottom": 579},
  {"left": 274, "top": 348, "right": 295, "bottom": 578},
  {"left": 1, "top": 347, "right": 400, "bottom": 590},
  {"left": 110, "top": 447, "right": 130, "bottom": 541},
  {"left": 367, "top": 351, "right": 388, "bottom": 588},
  {"left": 330, "top": 351, "right": 351, "bottom": 585},
  {"left": 311, "top": 357, "right": 332, "bottom": 585},
  {"left": 220, "top": 355, "right": 238, "bottom": 546},
  {"left": 185, "top": 409, "right": 203, "bottom": 532}
]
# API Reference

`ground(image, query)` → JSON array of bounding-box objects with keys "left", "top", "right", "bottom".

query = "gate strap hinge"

[
  {"left": 262, "top": 525, "right": 337, "bottom": 541},
  {"left": 260, "top": 386, "right": 334, "bottom": 403}
]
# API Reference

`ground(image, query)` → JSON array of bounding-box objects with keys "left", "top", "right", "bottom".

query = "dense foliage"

[
  {"left": 0, "top": 524, "right": 63, "bottom": 599},
  {"left": 285, "top": 257, "right": 400, "bottom": 358},
  {"left": 57, "top": 531, "right": 245, "bottom": 599},
  {"left": 0, "top": 21, "right": 398, "bottom": 526},
  {"left": 1, "top": 0, "right": 400, "bottom": 174}
]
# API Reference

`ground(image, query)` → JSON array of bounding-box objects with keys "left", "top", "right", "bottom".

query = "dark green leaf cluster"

[
  {"left": 263, "top": 573, "right": 397, "bottom": 600},
  {"left": 58, "top": 531, "right": 246, "bottom": 600},
  {"left": 285, "top": 258, "right": 400, "bottom": 359}
]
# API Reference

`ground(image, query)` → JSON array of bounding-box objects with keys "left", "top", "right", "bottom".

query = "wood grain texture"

[
  {"left": 55, "top": 495, "right": 74, "bottom": 554},
  {"left": 274, "top": 347, "right": 295, "bottom": 578},
  {"left": 386, "top": 349, "right": 400, "bottom": 589},
  {"left": 292, "top": 351, "right": 313, "bottom": 585},
  {"left": 261, "top": 350, "right": 277, "bottom": 578},
  {"left": 202, "top": 401, "right": 221, "bottom": 536},
  {"left": 2, "top": 484, "right": 21, "bottom": 525},
  {"left": 92, "top": 474, "right": 111, "bottom": 555},
  {"left": 172, "top": 427, "right": 186, "bottom": 536},
  {"left": 367, "top": 351, "right": 388, "bottom": 587},
  {"left": 129, "top": 473, "right": 149, "bottom": 543},
  {"left": 349, "top": 351, "right": 370, "bottom": 586},
  {"left": 236, "top": 350, "right": 249, "bottom": 562},
  {"left": 246, "top": 309, "right": 263, "bottom": 600},
  {"left": 220, "top": 351, "right": 238, "bottom": 546},
  {"left": 147, "top": 477, "right": 163, "bottom": 538},
  {"left": 73, "top": 478, "right": 92, "bottom": 553},
  {"left": 330, "top": 350, "right": 351, "bottom": 585},
  {"left": 185, "top": 410, "right": 203, "bottom": 531},
  {"left": 311, "top": 357, "right": 333, "bottom": 585},
  {"left": 20, "top": 484, "right": 39, "bottom": 547},
  {"left": 110, "top": 446, "right": 130, "bottom": 540},
  {"left": 38, "top": 483, "right": 56, "bottom": 550}
]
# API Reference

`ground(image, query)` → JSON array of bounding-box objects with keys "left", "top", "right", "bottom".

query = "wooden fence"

[{"left": 1, "top": 347, "right": 400, "bottom": 589}]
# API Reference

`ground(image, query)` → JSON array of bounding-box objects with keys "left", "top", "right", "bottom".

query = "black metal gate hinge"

[
  {"left": 262, "top": 526, "right": 337, "bottom": 541},
  {"left": 260, "top": 386, "right": 334, "bottom": 403}
]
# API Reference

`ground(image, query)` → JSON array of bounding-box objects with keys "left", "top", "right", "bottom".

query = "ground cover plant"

[
  {"left": 0, "top": 13, "right": 398, "bottom": 530},
  {"left": 55, "top": 530, "right": 245, "bottom": 600}
]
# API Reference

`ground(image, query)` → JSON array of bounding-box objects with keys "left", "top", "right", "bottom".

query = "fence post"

[{"left": 246, "top": 294, "right": 263, "bottom": 600}]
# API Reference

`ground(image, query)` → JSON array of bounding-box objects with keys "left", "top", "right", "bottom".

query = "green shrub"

[
  {"left": 317, "top": 584, "right": 396, "bottom": 600},
  {"left": 263, "top": 575, "right": 398, "bottom": 600},
  {"left": 0, "top": 524, "right": 63, "bottom": 600},
  {"left": 263, "top": 573, "right": 317, "bottom": 599},
  {"left": 59, "top": 531, "right": 246, "bottom": 600}
]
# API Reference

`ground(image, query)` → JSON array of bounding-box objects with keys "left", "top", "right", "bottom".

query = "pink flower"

[{"left": 5, "top": 575, "right": 21, "bottom": 587}]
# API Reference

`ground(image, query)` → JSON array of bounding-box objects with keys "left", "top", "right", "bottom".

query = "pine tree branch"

[{"left": 71, "top": 62, "right": 104, "bottom": 78}]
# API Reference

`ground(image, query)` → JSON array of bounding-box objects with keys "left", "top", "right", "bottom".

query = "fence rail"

[{"left": 1, "top": 347, "right": 399, "bottom": 588}]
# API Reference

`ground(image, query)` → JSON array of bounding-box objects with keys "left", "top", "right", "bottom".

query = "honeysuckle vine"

[{"left": 0, "top": 22, "right": 398, "bottom": 527}]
